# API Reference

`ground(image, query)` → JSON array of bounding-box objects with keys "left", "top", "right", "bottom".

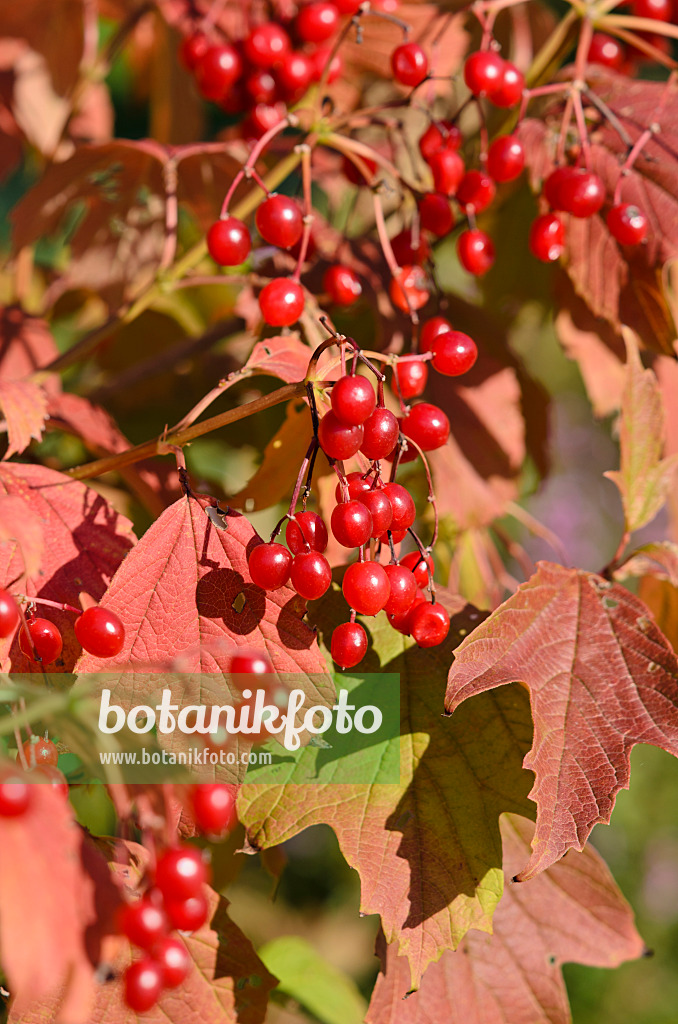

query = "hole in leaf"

[{"left": 232, "top": 592, "right": 247, "bottom": 614}]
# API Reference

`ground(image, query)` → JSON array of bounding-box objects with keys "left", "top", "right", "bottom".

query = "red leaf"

[
  {"left": 0, "top": 494, "right": 44, "bottom": 581},
  {"left": 0, "top": 0, "right": 85, "bottom": 94},
  {"left": 0, "top": 378, "right": 48, "bottom": 458},
  {"left": 0, "top": 305, "right": 60, "bottom": 381},
  {"left": 445, "top": 561, "right": 678, "bottom": 880},
  {"left": 367, "top": 814, "right": 644, "bottom": 1024}
]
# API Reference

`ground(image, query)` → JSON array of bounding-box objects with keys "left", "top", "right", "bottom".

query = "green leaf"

[{"left": 259, "top": 936, "right": 366, "bottom": 1024}]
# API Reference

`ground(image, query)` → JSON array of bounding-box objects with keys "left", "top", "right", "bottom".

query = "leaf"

[
  {"left": 445, "top": 560, "right": 678, "bottom": 881},
  {"left": 367, "top": 814, "right": 644, "bottom": 1024},
  {"left": 240, "top": 336, "right": 313, "bottom": 384},
  {"left": 604, "top": 332, "right": 678, "bottom": 532},
  {"left": 0, "top": 0, "right": 85, "bottom": 94},
  {"left": 258, "top": 936, "right": 367, "bottom": 1024},
  {"left": 0, "top": 378, "right": 48, "bottom": 458},
  {"left": 554, "top": 285, "right": 626, "bottom": 417},
  {"left": 239, "top": 588, "right": 536, "bottom": 988},
  {"left": 615, "top": 541, "right": 678, "bottom": 587},
  {"left": 0, "top": 305, "right": 60, "bottom": 381},
  {"left": 0, "top": 463, "right": 136, "bottom": 671},
  {"left": 229, "top": 400, "right": 314, "bottom": 512},
  {"left": 0, "top": 494, "right": 44, "bottom": 581}
]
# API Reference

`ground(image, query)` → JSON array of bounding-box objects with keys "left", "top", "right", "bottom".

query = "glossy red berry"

[
  {"left": 207, "top": 218, "right": 251, "bottom": 266},
  {"left": 401, "top": 402, "right": 450, "bottom": 451},
  {"left": 558, "top": 169, "right": 605, "bottom": 218},
  {"left": 360, "top": 408, "right": 400, "bottom": 460},
  {"left": 180, "top": 32, "right": 209, "bottom": 71},
  {"left": 588, "top": 32, "right": 626, "bottom": 70},
  {"left": 0, "top": 769, "right": 30, "bottom": 817},
  {"left": 291, "top": 551, "right": 332, "bottom": 599},
  {"left": 487, "top": 135, "right": 525, "bottom": 183},
  {"left": 488, "top": 60, "right": 524, "bottom": 108},
  {"left": 420, "top": 316, "right": 452, "bottom": 353},
  {"left": 245, "top": 68, "right": 278, "bottom": 105},
  {"left": 192, "top": 784, "right": 237, "bottom": 836},
  {"left": 244, "top": 23, "right": 291, "bottom": 67},
  {"left": 342, "top": 155, "right": 378, "bottom": 185},
  {"left": 428, "top": 149, "right": 465, "bottom": 196},
  {"left": 456, "top": 171, "right": 496, "bottom": 214},
  {"left": 151, "top": 935, "right": 191, "bottom": 989},
  {"left": 195, "top": 44, "right": 243, "bottom": 102},
  {"left": 256, "top": 195, "right": 303, "bottom": 249},
  {"left": 296, "top": 2, "right": 340, "bottom": 42},
  {"left": 0, "top": 589, "right": 19, "bottom": 638},
  {"left": 394, "top": 360, "right": 428, "bottom": 399},
  {"left": 331, "top": 622, "right": 368, "bottom": 669},
  {"left": 259, "top": 278, "right": 305, "bottom": 326},
  {"left": 410, "top": 600, "right": 450, "bottom": 647},
  {"left": 632, "top": 0, "right": 672, "bottom": 20},
  {"left": 342, "top": 561, "right": 390, "bottom": 615},
  {"left": 323, "top": 265, "right": 362, "bottom": 305},
  {"left": 335, "top": 471, "right": 373, "bottom": 502},
  {"left": 529, "top": 213, "right": 565, "bottom": 262},
  {"left": 331, "top": 375, "right": 376, "bottom": 426},
  {"left": 387, "top": 588, "right": 426, "bottom": 634},
  {"left": 457, "top": 229, "right": 495, "bottom": 276},
  {"left": 309, "top": 44, "right": 343, "bottom": 81},
  {"left": 381, "top": 483, "right": 416, "bottom": 532},
  {"left": 75, "top": 606, "right": 125, "bottom": 658},
  {"left": 318, "top": 410, "right": 364, "bottom": 460},
  {"left": 276, "top": 51, "right": 314, "bottom": 99},
  {"left": 400, "top": 550, "right": 434, "bottom": 587},
  {"left": 391, "top": 229, "right": 431, "bottom": 266},
  {"left": 431, "top": 330, "right": 478, "bottom": 376},
  {"left": 331, "top": 501, "right": 373, "bottom": 548},
  {"left": 229, "top": 648, "right": 273, "bottom": 675},
  {"left": 418, "top": 194, "right": 455, "bottom": 237},
  {"left": 124, "top": 959, "right": 163, "bottom": 1013},
  {"left": 19, "top": 618, "right": 62, "bottom": 664},
  {"left": 463, "top": 50, "right": 505, "bottom": 96},
  {"left": 389, "top": 265, "right": 429, "bottom": 313},
  {"left": 164, "top": 893, "right": 209, "bottom": 933},
  {"left": 383, "top": 564, "right": 417, "bottom": 615},
  {"left": 18, "top": 737, "right": 59, "bottom": 769},
  {"left": 248, "top": 542, "right": 293, "bottom": 591},
  {"left": 357, "top": 489, "right": 393, "bottom": 537},
  {"left": 391, "top": 42, "right": 428, "bottom": 87},
  {"left": 335, "top": 0, "right": 362, "bottom": 11},
  {"left": 117, "top": 898, "right": 168, "bottom": 951},
  {"left": 607, "top": 203, "right": 648, "bottom": 245},
  {"left": 419, "top": 120, "right": 462, "bottom": 162},
  {"left": 155, "top": 846, "right": 210, "bottom": 902},
  {"left": 243, "top": 102, "right": 287, "bottom": 140},
  {"left": 286, "top": 511, "right": 328, "bottom": 554}
]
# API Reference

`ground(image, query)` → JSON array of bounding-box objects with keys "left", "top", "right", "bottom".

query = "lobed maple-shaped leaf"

[
  {"left": 445, "top": 560, "right": 678, "bottom": 881},
  {"left": 367, "top": 814, "right": 644, "bottom": 1024},
  {"left": 0, "top": 378, "right": 48, "bottom": 458},
  {"left": 239, "top": 587, "right": 536, "bottom": 988}
]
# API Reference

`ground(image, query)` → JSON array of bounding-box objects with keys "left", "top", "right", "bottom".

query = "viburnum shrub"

[{"left": 1, "top": 0, "right": 678, "bottom": 1021}]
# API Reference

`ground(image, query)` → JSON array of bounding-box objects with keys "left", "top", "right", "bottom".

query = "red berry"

[
  {"left": 463, "top": 50, "right": 505, "bottom": 96},
  {"left": 331, "top": 501, "right": 373, "bottom": 548},
  {"left": 164, "top": 893, "right": 209, "bottom": 933},
  {"left": 383, "top": 564, "right": 417, "bottom": 615},
  {"left": 248, "top": 542, "right": 293, "bottom": 591},
  {"left": 117, "top": 898, "right": 168, "bottom": 951},
  {"left": 420, "top": 316, "right": 452, "bottom": 353},
  {"left": 588, "top": 32, "right": 626, "bottom": 70},
  {"left": 151, "top": 935, "right": 191, "bottom": 989},
  {"left": 390, "top": 265, "right": 429, "bottom": 313},
  {"left": 229, "top": 648, "right": 273, "bottom": 674},
  {"left": 309, "top": 45, "right": 343, "bottom": 82},
  {"left": 400, "top": 550, "right": 434, "bottom": 587},
  {"left": 457, "top": 229, "right": 495, "bottom": 276},
  {"left": 75, "top": 606, "right": 125, "bottom": 658},
  {"left": 291, "top": 551, "right": 332, "bottom": 599},
  {"left": 124, "top": 959, "right": 163, "bottom": 1013},
  {"left": 195, "top": 44, "right": 243, "bottom": 102},
  {"left": 296, "top": 2, "right": 340, "bottom": 42},
  {"left": 357, "top": 489, "right": 393, "bottom": 537},
  {"left": 259, "top": 278, "right": 305, "bottom": 326},
  {"left": 286, "top": 511, "right": 329, "bottom": 554},
  {"left": 342, "top": 155, "right": 377, "bottom": 185},
  {"left": 318, "top": 410, "right": 364, "bottom": 459},
  {"left": 488, "top": 60, "right": 524, "bottom": 108},
  {"left": 155, "top": 846, "right": 210, "bottom": 902},
  {"left": 529, "top": 213, "right": 565, "bottom": 262},
  {"left": 391, "top": 229, "right": 431, "bottom": 266},
  {"left": 558, "top": 169, "right": 605, "bottom": 218},
  {"left": 427, "top": 149, "right": 465, "bottom": 196},
  {"left": 331, "top": 375, "right": 376, "bottom": 426},
  {"left": 431, "top": 330, "right": 478, "bottom": 376},
  {"left": 243, "top": 102, "right": 287, "bottom": 140},
  {"left": 19, "top": 618, "right": 62, "bottom": 664},
  {"left": 192, "top": 784, "right": 237, "bottom": 836},
  {"left": 0, "top": 589, "right": 19, "bottom": 638},
  {"left": 607, "top": 203, "right": 648, "bottom": 245},
  {"left": 360, "top": 408, "right": 400, "bottom": 460},
  {"left": 409, "top": 600, "right": 450, "bottom": 647},
  {"left": 18, "top": 737, "right": 59, "bottom": 769},
  {"left": 394, "top": 360, "right": 428, "bottom": 399},
  {"left": 244, "top": 68, "right": 278, "bottom": 105},
  {"left": 419, "top": 120, "right": 462, "bottom": 162},
  {"left": 342, "top": 561, "right": 391, "bottom": 615},
  {"left": 381, "top": 483, "right": 416, "bottom": 532},
  {"left": 0, "top": 769, "right": 30, "bottom": 817},
  {"left": 244, "top": 23, "right": 291, "bottom": 67},
  {"left": 256, "top": 195, "right": 303, "bottom": 249},
  {"left": 387, "top": 588, "right": 426, "bottom": 634},
  {"left": 180, "top": 32, "right": 209, "bottom": 71},
  {"left": 335, "top": 0, "right": 362, "bottom": 11},
  {"left": 456, "top": 171, "right": 496, "bottom": 214},
  {"left": 391, "top": 42, "right": 428, "bottom": 87},
  {"left": 207, "top": 218, "right": 251, "bottom": 266},
  {"left": 335, "top": 471, "right": 373, "bottom": 502},
  {"left": 632, "top": 0, "right": 672, "bottom": 20},
  {"left": 487, "top": 135, "right": 525, "bottom": 183},
  {"left": 380, "top": 527, "right": 408, "bottom": 544},
  {"left": 401, "top": 402, "right": 450, "bottom": 451},
  {"left": 324, "top": 265, "right": 362, "bottom": 306},
  {"left": 418, "top": 194, "right": 455, "bottom": 237},
  {"left": 543, "top": 166, "right": 571, "bottom": 209},
  {"left": 276, "top": 51, "right": 314, "bottom": 99},
  {"left": 331, "top": 622, "right": 368, "bottom": 668}
]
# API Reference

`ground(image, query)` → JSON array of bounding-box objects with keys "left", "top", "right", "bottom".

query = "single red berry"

[
  {"left": 0, "top": 769, "right": 30, "bottom": 817},
  {"left": 488, "top": 60, "right": 524, "bottom": 108},
  {"left": 431, "top": 330, "right": 478, "bottom": 376},
  {"left": 335, "top": 471, "right": 373, "bottom": 503},
  {"left": 558, "top": 169, "right": 605, "bottom": 218},
  {"left": 117, "top": 898, "right": 168, "bottom": 951},
  {"left": 256, "top": 195, "right": 303, "bottom": 249},
  {"left": 151, "top": 935, "right": 191, "bottom": 989},
  {"left": 418, "top": 194, "right": 455, "bottom": 237},
  {"left": 391, "top": 229, "right": 431, "bottom": 266},
  {"left": 463, "top": 50, "right": 505, "bottom": 96},
  {"left": 390, "top": 265, "right": 429, "bottom": 313},
  {"left": 331, "top": 501, "right": 373, "bottom": 548},
  {"left": 380, "top": 527, "right": 408, "bottom": 544},
  {"left": 331, "top": 375, "right": 376, "bottom": 426},
  {"left": 529, "top": 213, "right": 565, "bottom": 261},
  {"left": 309, "top": 45, "right": 343, "bottom": 82},
  {"left": 248, "top": 542, "right": 293, "bottom": 591},
  {"left": 387, "top": 588, "right": 426, "bottom": 634},
  {"left": 632, "top": 0, "right": 672, "bottom": 20},
  {"left": 18, "top": 737, "right": 59, "bottom": 769},
  {"left": 409, "top": 600, "right": 450, "bottom": 647},
  {"left": 487, "top": 135, "right": 525, "bottom": 183},
  {"left": 195, "top": 44, "right": 243, "bottom": 102},
  {"left": 342, "top": 561, "right": 391, "bottom": 616},
  {"left": 291, "top": 551, "right": 332, "bottom": 600},
  {"left": 420, "top": 316, "right": 452, "bottom": 353},
  {"left": 383, "top": 564, "right": 418, "bottom": 616},
  {"left": 342, "top": 154, "right": 377, "bottom": 185},
  {"left": 418, "top": 120, "right": 462, "bottom": 162},
  {"left": 357, "top": 489, "right": 393, "bottom": 537},
  {"left": 401, "top": 402, "right": 450, "bottom": 451},
  {"left": 164, "top": 893, "right": 209, "bottom": 933},
  {"left": 75, "top": 606, "right": 125, "bottom": 658},
  {"left": 180, "top": 32, "right": 209, "bottom": 71},
  {"left": 19, "top": 618, "right": 62, "bottom": 664},
  {"left": 296, "top": 1, "right": 340, "bottom": 42},
  {"left": 427, "top": 149, "right": 465, "bottom": 196},
  {"left": 124, "top": 959, "right": 164, "bottom": 1013},
  {"left": 229, "top": 648, "right": 273, "bottom": 675},
  {"left": 400, "top": 550, "right": 434, "bottom": 587},
  {"left": 243, "top": 102, "right": 287, "bottom": 140},
  {"left": 318, "top": 410, "right": 364, "bottom": 459},
  {"left": 457, "top": 229, "right": 495, "bottom": 276},
  {"left": 331, "top": 622, "right": 368, "bottom": 669},
  {"left": 207, "top": 218, "right": 251, "bottom": 266},
  {"left": 391, "top": 42, "right": 428, "bottom": 87},
  {"left": 456, "top": 170, "right": 496, "bottom": 214},
  {"left": 0, "top": 589, "right": 19, "bottom": 638},
  {"left": 259, "top": 278, "right": 305, "bottom": 326},
  {"left": 244, "top": 68, "right": 278, "bottom": 105},
  {"left": 394, "top": 360, "right": 428, "bottom": 399},
  {"left": 286, "top": 511, "right": 329, "bottom": 554},
  {"left": 543, "top": 166, "right": 572, "bottom": 209},
  {"left": 607, "top": 203, "right": 648, "bottom": 245},
  {"left": 192, "top": 784, "right": 237, "bottom": 836},
  {"left": 276, "top": 50, "right": 314, "bottom": 99},
  {"left": 360, "top": 408, "right": 400, "bottom": 460},
  {"left": 335, "top": 0, "right": 362, "bottom": 11},
  {"left": 588, "top": 32, "right": 626, "bottom": 70},
  {"left": 382, "top": 482, "right": 416, "bottom": 532},
  {"left": 155, "top": 846, "right": 210, "bottom": 902},
  {"left": 244, "top": 23, "right": 291, "bottom": 67},
  {"left": 324, "top": 265, "right": 362, "bottom": 305}
]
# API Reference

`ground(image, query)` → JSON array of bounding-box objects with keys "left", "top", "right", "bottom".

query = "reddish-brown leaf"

[
  {"left": 445, "top": 561, "right": 678, "bottom": 880},
  {"left": 230, "top": 400, "right": 314, "bottom": 512},
  {"left": 0, "top": 494, "right": 44, "bottom": 581},
  {"left": 0, "top": 305, "right": 60, "bottom": 381},
  {"left": 0, "top": 378, "right": 48, "bottom": 458},
  {"left": 0, "top": 0, "right": 84, "bottom": 94},
  {"left": 554, "top": 287, "right": 626, "bottom": 417},
  {"left": 367, "top": 814, "right": 644, "bottom": 1024}
]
